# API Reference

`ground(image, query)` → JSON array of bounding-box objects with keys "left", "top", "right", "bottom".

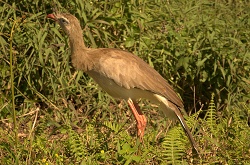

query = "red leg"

[{"left": 127, "top": 98, "right": 147, "bottom": 141}]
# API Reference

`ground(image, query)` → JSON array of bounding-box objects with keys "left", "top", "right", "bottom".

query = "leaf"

[
  {"left": 196, "top": 54, "right": 211, "bottom": 67},
  {"left": 200, "top": 70, "right": 208, "bottom": 82},
  {"left": 125, "top": 38, "right": 135, "bottom": 47},
  {"left": 176, "top": 56, "right": 190, "bottom": 70}
]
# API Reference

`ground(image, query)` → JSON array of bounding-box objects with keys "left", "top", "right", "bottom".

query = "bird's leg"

[{"left": 127, "top": 98, "right": 147, "bottom": 141}]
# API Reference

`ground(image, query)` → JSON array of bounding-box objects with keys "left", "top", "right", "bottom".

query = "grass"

[{"left": 0, "top": 0, "right": 250, "bottom": 164}]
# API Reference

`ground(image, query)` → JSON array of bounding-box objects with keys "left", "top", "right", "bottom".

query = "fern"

[
  {"left": 205, "top": 93, "right": 217, "bottom": 134},
  {"left": 103, "top": 121, "right": 122, "bottom": 134},
  {"left": 66, "top": 127, "right": 86, "bottom": 163},
  {"left": 161, "top": 126, "right": 187, "bottom": 164}
]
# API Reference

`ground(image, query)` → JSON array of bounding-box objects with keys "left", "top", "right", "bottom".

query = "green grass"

[{"left": 0, "top": 0, "right": 250, "bottom": 164}]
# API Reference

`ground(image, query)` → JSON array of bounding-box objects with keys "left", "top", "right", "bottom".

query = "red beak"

[{"left": 47, "top": 14, "right": 57, "bottom": 21}]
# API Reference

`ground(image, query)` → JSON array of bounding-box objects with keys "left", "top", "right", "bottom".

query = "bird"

[{"left": 47, "top": 12, "right": 198, "bottom": 153}]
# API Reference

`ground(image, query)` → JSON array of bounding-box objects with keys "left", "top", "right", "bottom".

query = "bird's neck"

[
  {"left": 69, "top": 32, "right": 86, "bottom": 48},
  {"left": 68, "top": 33, "right": 91, "bottom": 71}
]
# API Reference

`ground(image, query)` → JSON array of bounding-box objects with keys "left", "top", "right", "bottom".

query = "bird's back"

[{"left": 81, "top": 48, "right": 184, "bottom": 109}]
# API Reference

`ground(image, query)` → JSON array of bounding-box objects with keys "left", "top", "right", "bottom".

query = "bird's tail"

[
  {"left": 175, "top": 107, "right": 199, "bottom": 154},
  {"left": 154, "top": 94, "right": 199, "bottom": 154}
]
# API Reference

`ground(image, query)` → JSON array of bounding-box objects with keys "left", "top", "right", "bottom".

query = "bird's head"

[{"left": 47, "top": 13, "right": 82, "bottom": 36}]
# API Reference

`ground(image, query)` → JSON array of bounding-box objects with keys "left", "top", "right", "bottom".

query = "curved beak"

[{"left": 47, "top": 13, "right": 57, "bottom": 21}]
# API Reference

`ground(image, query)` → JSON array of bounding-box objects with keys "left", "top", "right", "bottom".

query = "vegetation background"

[{"left": 0, "top": 0, "right": 250, "bottom": 164}]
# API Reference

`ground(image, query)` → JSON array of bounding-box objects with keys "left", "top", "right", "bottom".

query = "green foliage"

[
  {"left": 205, "top": 93, "right": 217, "bottom": 134},
  {"left": 0, "top": 0, "right": 250, "bottom": 164},
  {"left": 103, "top": 120, "right": 122, "bottom": 134},
  {"left": 161, "top": 127, "right": 187, "bottom": 164},
  {"left": 66, "top": 127, "right": 87, "bottom": 162}
]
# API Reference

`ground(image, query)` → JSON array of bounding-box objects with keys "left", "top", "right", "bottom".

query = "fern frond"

[
  {"left": 103, "top": 121, "right": 122, "bottom": 134},
  {"left": 161, "top": 127, "right": 186, "bottom": 164},
  {"left": 205, "top": 93, "right": 217, "bottom": 134},
  {"left": 184, "top": 109, "right": 201, "bottom": 132},
  {"left": 66, "top": 127, "right": 86, "bottom": 162}
]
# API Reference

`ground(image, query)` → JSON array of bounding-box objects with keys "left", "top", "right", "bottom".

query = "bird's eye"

[{"left": 59, "top": 18, "right": 69, "bottom": 24}]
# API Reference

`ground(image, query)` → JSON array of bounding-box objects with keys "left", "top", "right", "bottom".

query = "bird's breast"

[{"left": 86, "top": 70, "right": 157, "bottom": 101}]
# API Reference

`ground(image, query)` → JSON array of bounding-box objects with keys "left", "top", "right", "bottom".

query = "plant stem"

[{"left": 10, "top": 19, "right": 18, "bottom": 155}]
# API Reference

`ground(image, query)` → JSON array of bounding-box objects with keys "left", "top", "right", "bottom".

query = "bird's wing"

[{"left": 87, "top": 48, "right": 184, "bottom": 108}]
